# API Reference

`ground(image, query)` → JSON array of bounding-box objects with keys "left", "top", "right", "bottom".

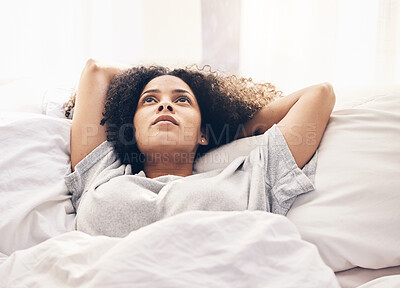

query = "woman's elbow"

[
  {"left": 84, "top": 58, "right": 101, "bottom": 73},
  {"left": 319, "top": 82, "right": 336, "bottom": 110},
  {"left": 321, "top": 82, "right": 335, "bottom": 97}
]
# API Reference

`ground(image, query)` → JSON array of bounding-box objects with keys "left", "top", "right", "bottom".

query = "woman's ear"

[
  {"left": 199, "top": 128, "right": 208, "bottom": 146},
  {"left": 199, "top": 135, "right": 208, "bottom": 146}
]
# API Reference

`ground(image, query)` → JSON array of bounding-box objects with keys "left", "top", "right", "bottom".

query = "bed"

[{"left": 0, "top": 78, "right": 399, "bottom": 287}]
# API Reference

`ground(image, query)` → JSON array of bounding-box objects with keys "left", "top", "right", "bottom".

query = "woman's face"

[{"left": 133, "top": 75, "right": 207, "bottom": 158}]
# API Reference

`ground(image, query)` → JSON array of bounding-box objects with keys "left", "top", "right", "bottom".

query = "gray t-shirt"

[{"left": 64, "top": 124, "right": 318, "bottom": 237}]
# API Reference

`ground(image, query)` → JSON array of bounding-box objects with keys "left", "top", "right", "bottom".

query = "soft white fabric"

[
  {"left": 288, "top": 92, "right": 400, "bottom": 271},
  {"left": 42, "top": 86, "right": 74, "bottom": 119},
  {"left": 0, "top": 77, "right": 75, "bottom": 118},
  {"left": 0, "top": 78, "right": 47, "bottom": 114},
  {"left": 193, "top": 131, "right": 264, "bottom": 173},
  {"left": 195, "top": 91, "right": 400, "bottom": 272},
  {"left": 0, "top": 210, "right": 340, "bottom": 288},
  {"left": 336, "top": 266, "right": 400, "bottom": 288},
  {"left": 0, "top": 112, "right": 75, "bottom": 256},
  {"left": 357, "top": 275, "right": 400, "bottom": 288}
]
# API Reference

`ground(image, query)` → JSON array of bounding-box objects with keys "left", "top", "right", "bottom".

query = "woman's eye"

[
  {"left": 177, "top": 96, "right": 190, "bottom": 103},
  {"left": 143, "top": 96, "right": 190, "bottom": 104},
  {"left": 144, "top": 97, "right": 156, "bottom": 103}
]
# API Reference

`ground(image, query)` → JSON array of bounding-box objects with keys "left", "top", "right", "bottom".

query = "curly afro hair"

[{"left": 85, "top": 65, "right": 283, "bottom": 174}]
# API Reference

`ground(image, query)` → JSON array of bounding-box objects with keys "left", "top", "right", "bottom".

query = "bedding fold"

[{"left": 0, "top": 210, "right": 339, "bottom": 288}]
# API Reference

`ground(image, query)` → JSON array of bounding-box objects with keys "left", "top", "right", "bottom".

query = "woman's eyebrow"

[
  {"left": 141, "top": 89, "right": 160, "bottom": 96},
  {"left": 141, "top": 89, "right": 193, "bottom": 97},
  {"left": 172, "top": 89, "right": 192, "bottom": 95}
]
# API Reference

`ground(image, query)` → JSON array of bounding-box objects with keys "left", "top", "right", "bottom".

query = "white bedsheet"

[{"left": 0, "top": 210, "right": 339, "bottom": 288}]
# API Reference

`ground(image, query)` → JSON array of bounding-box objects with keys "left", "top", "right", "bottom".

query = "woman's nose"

[{"left": 158, "top": 103, "right": 174, "bottom": 112}]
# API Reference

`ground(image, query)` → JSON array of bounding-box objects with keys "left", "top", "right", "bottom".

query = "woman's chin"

[{"left": 142, "top": 141, "right": 197, "bottom": 154}]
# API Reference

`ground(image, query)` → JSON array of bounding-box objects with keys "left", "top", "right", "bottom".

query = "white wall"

[
  {"left": 0, "top": 0, "right": 399, "bottom": 97},
  {"left": 240, "top": 0, "right": 400, "bottom": 94},
  {"left": 0, "top": 0, "right": 202, "bottom": 84}
]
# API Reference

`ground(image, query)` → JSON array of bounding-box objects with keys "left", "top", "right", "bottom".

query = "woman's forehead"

[{"left": 144, "top": 75, "right": 193, "bottom": 92}]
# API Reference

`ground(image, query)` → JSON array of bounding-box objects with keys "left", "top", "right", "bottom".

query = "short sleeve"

[
  {"left": 64, "top": 141, "right": 127, "bottom": 210},
  {"left": 260, "top": 124, "right": 318, "bottom": 215}
]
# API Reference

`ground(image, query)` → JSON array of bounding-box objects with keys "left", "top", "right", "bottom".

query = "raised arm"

[
  {"left": 239, "top": 82, "right": 336, "bottom": 169},
  {"left": 70, "top": 59, "right": 131, "bottom": 172}
]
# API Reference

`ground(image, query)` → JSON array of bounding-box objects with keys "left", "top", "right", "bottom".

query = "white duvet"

[{"left": 0, "top": 210, "right": 339, "bottom": 288}]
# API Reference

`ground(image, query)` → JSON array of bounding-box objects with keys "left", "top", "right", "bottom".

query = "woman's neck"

[{"left": 142, "top": 152, "right": 195, "bottom": 178}]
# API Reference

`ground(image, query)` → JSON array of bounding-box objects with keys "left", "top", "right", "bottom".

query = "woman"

[{"left": 65, "top": 59, "right": 335, "bottom": 237}]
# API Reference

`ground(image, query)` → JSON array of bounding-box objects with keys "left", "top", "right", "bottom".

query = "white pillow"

[
  {"left": 196, "top": 88, "right": 400, "bottom": 272},
  {"left": 0, "top": 78, "right": 47, "bottom": 114},
  {"left": 287, "top": 91, "right": 400, "bottom": 271},
  {"left": 0, "top": 112, "right": 75, "bottom": 256},
  {"left": 42, "top": 86, "right": 75, "bottom": 119},
  {"left": 0, "top": 77, "right": 75, "bottom": 118},
  {"left": 193, "top": 133, "right": 264, "bottom": 173}
]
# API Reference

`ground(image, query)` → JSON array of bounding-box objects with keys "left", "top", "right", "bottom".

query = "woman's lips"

[
  {"left": 154, "top": 120, "right": 176, "bottom": 125},
  {"left": 153, "top": 115, "right": 178, "bottom": 125}
]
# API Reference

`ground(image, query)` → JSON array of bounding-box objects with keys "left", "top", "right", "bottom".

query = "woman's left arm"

[{"left": 238, "top": 82, "right": 336, "bottom": 169}]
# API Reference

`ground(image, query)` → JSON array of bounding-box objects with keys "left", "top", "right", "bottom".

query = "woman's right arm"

[{"left": 70, "top": 59, "right": 131, "bottom": 172}]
